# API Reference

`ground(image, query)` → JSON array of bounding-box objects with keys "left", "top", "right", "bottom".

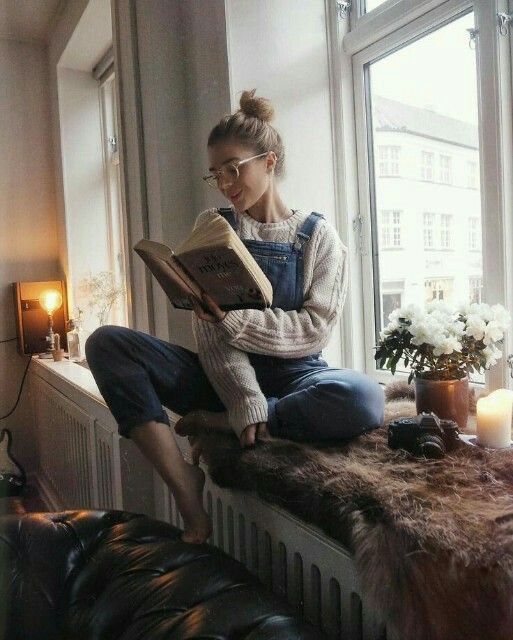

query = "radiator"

[
  {"left": 30, "top": 372, "right": 122, "bottom": 511},
  {"left": 157, "top": 443, "right": 392, "bottom": 640},
  {"left": 29, "top": 363, "right": 391, "bottom": 639}
]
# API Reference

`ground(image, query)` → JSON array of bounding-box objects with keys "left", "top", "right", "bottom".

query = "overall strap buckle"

[{"left": 293, "top": 212, "right": 324, "bottom": 251}]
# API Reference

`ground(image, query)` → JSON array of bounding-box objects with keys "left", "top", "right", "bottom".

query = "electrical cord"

[
  {"left": 0, "top": 355, "right": 32, "bottom": 422},
  {"left": 0, "top": 338, "right": 17, "bottom": 344}
]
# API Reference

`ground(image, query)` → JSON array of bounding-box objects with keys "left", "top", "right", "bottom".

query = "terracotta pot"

[{"left": 414, "top": 375, "right": 469, "bottom": 430}]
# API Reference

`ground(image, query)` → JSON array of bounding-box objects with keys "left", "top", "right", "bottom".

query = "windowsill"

[
  {"left": 31, "top": 356, "right": 105, "bottom": 404},
  {"left": 30, "top": 357, "right": 181, "bottom": 430}
]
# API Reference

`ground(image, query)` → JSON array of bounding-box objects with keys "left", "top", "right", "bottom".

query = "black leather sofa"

[{"left": 0, "top": 510, "right": 326, "bottom": 639}]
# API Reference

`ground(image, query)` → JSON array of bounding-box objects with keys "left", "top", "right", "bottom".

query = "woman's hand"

[
  {"left": 239, "top": 422, "right": 271, "bottom": 447},
  {"left": 189, "top": 292, "right": 226, "bottom": 323}
]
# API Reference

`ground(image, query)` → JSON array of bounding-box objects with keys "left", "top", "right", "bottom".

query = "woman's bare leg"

[{"left": 130, "top": 420, "right": 211, "bottom": 544}]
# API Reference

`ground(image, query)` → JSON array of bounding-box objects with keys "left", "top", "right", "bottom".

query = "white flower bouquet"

[{"left": 375, "top": 300, "right": 511, "bottom": 382}]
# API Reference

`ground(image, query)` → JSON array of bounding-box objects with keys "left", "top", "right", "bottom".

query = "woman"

[{"left": 86, "top": 89, "right": 384, "bottom": 544}]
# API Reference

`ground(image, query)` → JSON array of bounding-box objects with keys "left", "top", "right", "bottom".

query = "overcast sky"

[{"left": 370, "top": 12, "right": 478, "bottom": 125}]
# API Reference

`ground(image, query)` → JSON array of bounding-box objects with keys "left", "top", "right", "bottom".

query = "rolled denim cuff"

[{"left": 266, "top": 397, "right": 280, "bottom": 436}]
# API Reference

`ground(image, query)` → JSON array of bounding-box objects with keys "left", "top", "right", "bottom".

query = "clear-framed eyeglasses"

[{"left": 202, "top": 152, "right": 269, "bottom": 189}]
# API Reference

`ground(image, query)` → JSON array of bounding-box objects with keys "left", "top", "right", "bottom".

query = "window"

[
  {"left": 439, "top": 154, "right": 452, "bottom": 184},
  {"left": 365, "top": 0, "right": 388, "bottom": 12},
  {"left": 467, "top": 160, "right": 478, "bottom": 189},
  {"left": 378, "top": 145, "right": 400, "bottom": 176},
  {"left": 425, "top": 278, "right": 453, "bottom": 303},
  {"left": 382, "top": 291, "right": 402, "bottom": 326},
  {"left": 421, "top": 151, "right": 434, "bottom": 181},
  {"left": 468, "top": 217, "right": 480, "bottom": 251},
  {"left": 423, "top": 212, "right": 435, "bottom": 249},
  {"left": 469, "top": 277, "right": 482, "bottom": 304},
  {"left": 440, "top": 214, "right": 452, "bottom": 249},
  {"left": 380, "top": 210, "right": 401, "bottom": 248},
  {"left": 99, "top": 73, "right": 128, "bottom": 326},
  {"left": 344, "top": 1, "right": 511, "bottom": 387}
]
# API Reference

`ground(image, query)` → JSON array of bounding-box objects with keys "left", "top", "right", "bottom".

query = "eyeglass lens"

[{"left": 207, "top": 164, "right": 239, "bottom": 188}]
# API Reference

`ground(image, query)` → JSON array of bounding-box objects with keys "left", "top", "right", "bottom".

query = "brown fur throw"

[{"left": 197, "top": 382, "right": 513, "bottom": 640}]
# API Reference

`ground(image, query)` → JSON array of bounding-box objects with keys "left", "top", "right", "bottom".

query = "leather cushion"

[{"left": 0, "top": 510, "right": 325, "bottom": 639}]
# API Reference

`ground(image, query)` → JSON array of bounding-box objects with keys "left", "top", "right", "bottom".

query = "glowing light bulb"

[{"left": 39, "top": 289, "right": 63, "bottom": 314}]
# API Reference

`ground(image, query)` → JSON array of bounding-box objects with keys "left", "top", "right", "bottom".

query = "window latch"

[
  {"left": 498, "top": 12, "right": 513, "bottom": 37},
  {"left": 108, "top": 136, "right": 118, "bottom": 153},
  {"left": 466, "top": 28, "right": 479, "bottom": 50},
  {"left": 507, "top": 354, "right": 513, "bottom": 379},
  {"left": 336, "top": 1, "right": 352, "bottom": 21}
]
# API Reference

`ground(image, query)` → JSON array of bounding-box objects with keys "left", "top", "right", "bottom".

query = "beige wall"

[{"left": 0, "top": 38, "right": 59, "bottom": 468}]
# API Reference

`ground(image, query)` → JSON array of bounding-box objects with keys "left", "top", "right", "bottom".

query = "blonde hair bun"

[{"left": 239, "top": 89, "right": 275, "bottom": 123}]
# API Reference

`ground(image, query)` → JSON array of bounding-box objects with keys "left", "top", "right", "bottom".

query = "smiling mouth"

[{"left": 230, "top": 191, "right": 242, "bottom": 200}]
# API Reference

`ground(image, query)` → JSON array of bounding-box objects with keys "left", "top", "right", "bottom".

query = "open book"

[{"left": 134, "top": 213, "right": 273, "bottom": 311}]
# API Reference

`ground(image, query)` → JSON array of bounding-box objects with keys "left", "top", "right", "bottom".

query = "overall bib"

[{"left": 86, "top": 209, "right": 384, "bottom": 441}]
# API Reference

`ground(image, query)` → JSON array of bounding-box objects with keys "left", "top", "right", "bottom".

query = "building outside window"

[
  {"left": 469, "top": 276, "right": 483, "bottom": 303},
  {"left": 343, "top": 2, "right": 510, "bottom": 386},
  {"left": 439, "top": 154, "right": 452, "bottom": 184},
  {"left": 468, "top": 217, "right": 480, "bottom": 251},
  {"left": 420, "top": 151, "right": 434, "bottom": 181},
  {"left": 380, "top": 210, "right": 402, "bottom": 248},
  {"left": 440, "top": 214, "right": 452, "bottom": 249},
  {"left": 467, "top": 160, "right": 478, "bottom": 189},
  {"left": 425, "top": 278, "right": 453, "bottom": 302},
  {"left": 378, "top": 145, "right": 400, "bottom": 176},
  {"left": 423, "top": 212, "right": 435, "bottom": 249}
]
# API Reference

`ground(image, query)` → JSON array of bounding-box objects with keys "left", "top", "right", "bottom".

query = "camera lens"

[{"left": 417, "top": 434, "right": 445, "bottom": 459}]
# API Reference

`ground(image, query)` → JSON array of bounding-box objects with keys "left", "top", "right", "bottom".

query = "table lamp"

[{"left": 38, "top": 288, "right": 63, "bottom": 358}]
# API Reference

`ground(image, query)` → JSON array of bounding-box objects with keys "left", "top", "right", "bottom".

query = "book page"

[{"left": 134, "top": 240, "right": 204, "bottom": 311}]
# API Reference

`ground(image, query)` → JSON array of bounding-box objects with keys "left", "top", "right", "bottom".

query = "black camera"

[{"left": 388, "top": 412, "right": 460, "bottom": 459}]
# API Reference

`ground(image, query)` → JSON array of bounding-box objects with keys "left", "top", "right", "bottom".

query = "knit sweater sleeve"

[
  {"left": 219, "top": 220, "right": 348, "bottom": 358},
  {"left": 191, "top": 313, "right": 269, "bottom": 437}
]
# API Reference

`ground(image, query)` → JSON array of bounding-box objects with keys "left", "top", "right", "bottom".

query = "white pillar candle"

[{"left": 476, "top": 389, "right": 513, "bottom": 449}]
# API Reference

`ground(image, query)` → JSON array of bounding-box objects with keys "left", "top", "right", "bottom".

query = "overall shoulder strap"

[
  {"left": 295, "top": 211, "right": 325, "bottom": 249},
  {"left": 217, "top": 207, "right": 238, "bottom": 231}
]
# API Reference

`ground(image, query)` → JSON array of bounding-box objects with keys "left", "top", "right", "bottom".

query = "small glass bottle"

[{"left": 67, "top": 318, "right": 85, "bottom": 362}]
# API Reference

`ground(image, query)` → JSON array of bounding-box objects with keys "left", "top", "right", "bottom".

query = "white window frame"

[
  {"left": 380, "top": 209, "right": 402, "bottom": 248},
  {"left": 420, "top": 150, "right": 435, "bottom": 181},
  {"left": 467, "top": 159, "right": 478, "bottom": 188},
  {"left": 328, "top": 0, "right": 513, "bottom": 390},
  {"left": 378, "top": 144, "right": 400, "bottom": 175},
  {"left": 468, "top": 216, "right": 480, "bottom": 251},
  {"left": 439, "top": 213, "right": 453, "bottom": 250},
  {"left": 99, "top": 71, "right": 129, "bottom": 327},
  {"left": 423, "top": 211, "right": 435, "bottom": 249},
  {"left": 439, "top": 154, "right": 452, "bottom": 184}
]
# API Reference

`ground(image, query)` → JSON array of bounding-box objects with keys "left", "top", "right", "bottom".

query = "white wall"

[
  {"left": 224, "top": 0, "right": 342, "bottom": 366},
  {"left": 129, "top": 0, "right": 232, "bottom": 349},
  {"left": 0, "top": 39, "right": 59, "bottom": 468},
  {"left": 132, "top": 0, "right": 343, "bottom": 364}
]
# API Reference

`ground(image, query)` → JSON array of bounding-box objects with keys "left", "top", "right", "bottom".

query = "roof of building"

[{"left": 373, "top": 95, "right": 478, "bottom": 149}]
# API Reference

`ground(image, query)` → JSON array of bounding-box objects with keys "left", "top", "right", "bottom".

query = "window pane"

[
  {"left": 368, "top": 12, "right": 482, "bottom": 343},
  {"left": 365, "top": 0, "right": 388, "bottom": 12}
]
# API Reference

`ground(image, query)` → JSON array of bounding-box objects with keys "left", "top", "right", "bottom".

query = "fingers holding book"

[{"left": 189, "top": 292, "right": 227, "bottom": 323}]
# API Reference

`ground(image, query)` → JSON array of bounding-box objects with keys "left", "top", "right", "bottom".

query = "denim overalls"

[{"left": 86, "top": 208, "right": 384, "bottom": 441}]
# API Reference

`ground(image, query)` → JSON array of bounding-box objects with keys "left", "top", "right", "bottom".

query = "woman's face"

[{"left": 207, "top": 140, "right": 274, "bottom": 213}]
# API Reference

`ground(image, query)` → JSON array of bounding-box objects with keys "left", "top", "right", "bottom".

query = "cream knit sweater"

[{"left": 191, "top": 207, "right": 348, "bottom": 437}]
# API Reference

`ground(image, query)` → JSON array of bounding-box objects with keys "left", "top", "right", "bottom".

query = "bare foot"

[
  {"left": 175, "top": 410, "right": 211, "bottom": 437},
  {"left": 173, "top": 464, "right": 212, "bottom": 544},
  {"left": 175, "top": 410, "right": 231, "bottom": 437}
]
